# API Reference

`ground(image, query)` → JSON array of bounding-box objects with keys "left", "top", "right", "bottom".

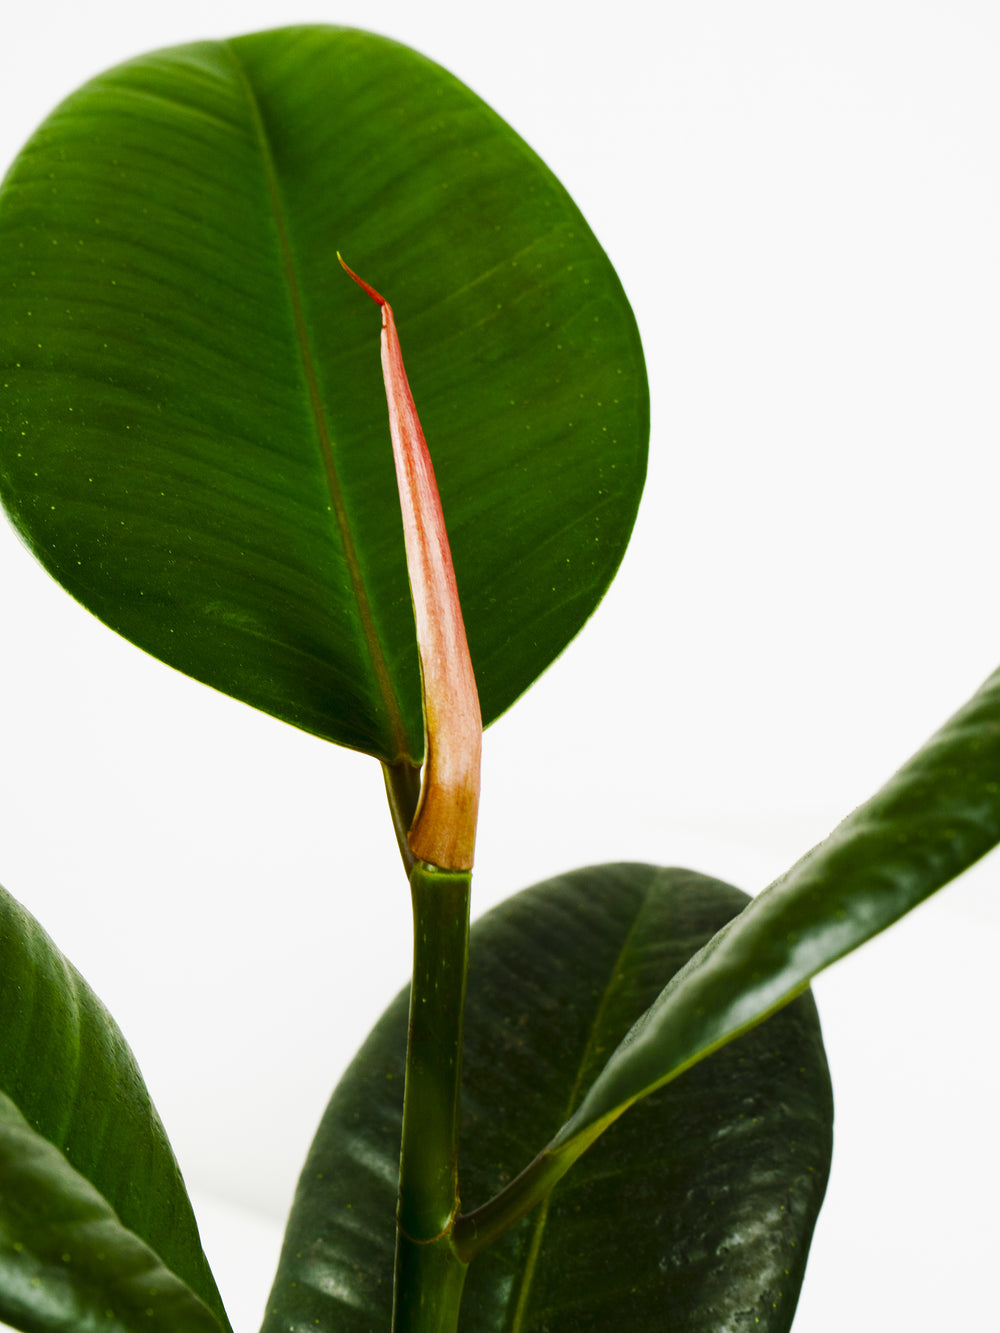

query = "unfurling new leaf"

[{"left": 340, "top": 255, "right": 482, "bottom": 872}]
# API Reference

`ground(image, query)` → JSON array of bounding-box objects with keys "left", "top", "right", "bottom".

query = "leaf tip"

[{"left": 338, "top": 252, "right": 386, "bottom": 308}]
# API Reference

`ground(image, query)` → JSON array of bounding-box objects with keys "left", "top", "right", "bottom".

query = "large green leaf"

[
  {"left": 0, "top": 882, "right": 228, "bottom": 1330},
  {"left": 0, "top": 26, "right": 647, "bottom": 763},
  {"left": 541, "top": 664, "right": 1000, "bottom": 1164},
  {"left": 0, "top": 1090, "right": 223, "bottom": 1333},
  {"left": 263, "top": 865, "right": 832, "bottom": 1333}
]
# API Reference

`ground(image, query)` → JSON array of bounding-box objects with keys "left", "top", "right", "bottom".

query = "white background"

[{"left": 2, "top": 2, "right": 999, "bottom": 1330}]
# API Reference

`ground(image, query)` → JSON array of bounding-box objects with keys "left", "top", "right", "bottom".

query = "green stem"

[
  {"left": 383, "top": 758, "right": 422, "bottom": 875},
  {"left": 452, "top": 1119, "right": 610, "bottom": 1263},
  {"left": 392, "top": 862, "right": 472, "bottom": 1332},
  {"left": 393, "top": 1232, "right": 468, "bottom": 1333}
]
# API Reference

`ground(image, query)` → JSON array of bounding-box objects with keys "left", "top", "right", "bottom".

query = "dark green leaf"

[
  {"left": 0, "top": 1089, "right": 224, "bottom": 1333},
  {"left": 550, "top": 666, "right": 1000, "bottom": 1156},
  {"left": 0, "top": 26, "right": 647, "bottom": 763},
  {"left": 264, "top": 865, "right": 832, "bottom": 1333},
  {"left": 0, "top": 882, "right": 228, "bottom": 1329}
]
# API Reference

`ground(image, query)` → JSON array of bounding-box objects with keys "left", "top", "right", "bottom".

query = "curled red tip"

[{"left": 338, "top": 252, "right": 386, "bottom": 307}]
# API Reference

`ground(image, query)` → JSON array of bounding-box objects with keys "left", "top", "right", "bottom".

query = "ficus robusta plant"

[{"left": 0, "top": 23, "right": 995, "bottom": 1333}]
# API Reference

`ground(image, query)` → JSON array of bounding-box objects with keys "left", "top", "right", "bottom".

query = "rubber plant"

[{"left": 0, "top": 24, "right": 995, "bottom": 1333}]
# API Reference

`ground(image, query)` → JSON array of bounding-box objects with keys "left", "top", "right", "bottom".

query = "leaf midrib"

[
  {"left": 221, "top": 40, "right": 410, "bottom": 762},
  {"left": 508, "top": 872, "right": 662, "bottom": 1333}
]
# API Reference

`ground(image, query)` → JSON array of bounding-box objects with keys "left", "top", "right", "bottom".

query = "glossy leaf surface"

[
  {"left": 263, "top": 865, "right": 832, "bottom": 1332},
  {"left": 0, "top": 26, "right": 647, "bottom": 763},
  {"left": 548, "top": 665, "right": 1000, "bottom": 1158},
  {"left": 0, "top": 1090, "right": 223, "bottom": 1333},
  {"left": 0, "top": 882, "right": 228, "bottom": 1330}
]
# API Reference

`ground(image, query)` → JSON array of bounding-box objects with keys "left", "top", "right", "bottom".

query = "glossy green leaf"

[
  {"left": 545, "top": 665, "right": 1000, "bottom": 1163},
  {"left": 0, "top": 26, "right": 647, "bottom": 763},
  {"left": 263, "top": 865, "right": 832, "bottom": 1332},
  {"left": 0, "top": 882, "right": 228, "bottom": 1330},
  {"left": 0, "top": 1090, "right": 223, "bottom": 1333}
]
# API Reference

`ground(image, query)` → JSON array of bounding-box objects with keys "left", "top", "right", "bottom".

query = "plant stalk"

[
  {"left": 391, "top": 862, "right": 471, "bottom": 1332},
  {"left": 393, "top": 1232, "right": 468, "bottom": 1333},
  {"left": 383, "top": 758, "right": 422, "bottom": 874},
  {"left": 451, "top": 1121, "right": 608, "bottom": 1262}
]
